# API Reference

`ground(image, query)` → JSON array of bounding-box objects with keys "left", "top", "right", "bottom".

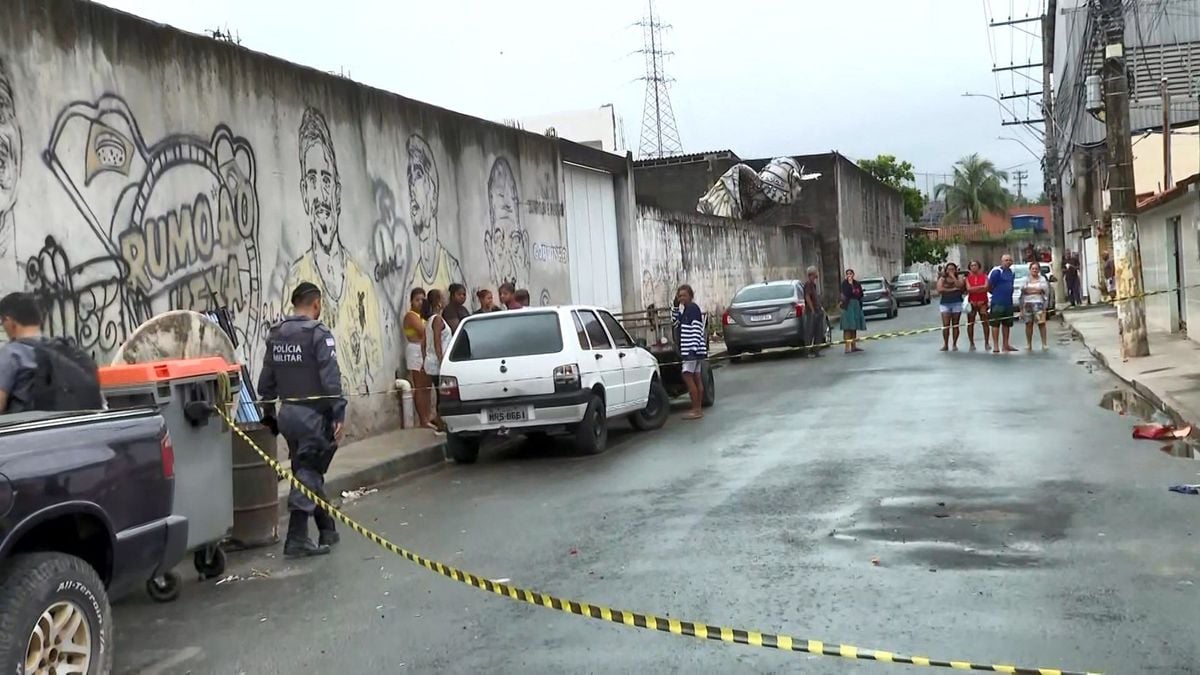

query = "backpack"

[{"left": 16, "top": 337, "right": 103, "bottom": 412}]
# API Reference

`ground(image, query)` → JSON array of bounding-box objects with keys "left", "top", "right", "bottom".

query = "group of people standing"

[
  {"left": 402, "top": 282, "right": 531, "bottom": 429},
  {"left": 933, "top": 254, "right": 1050, "bottom": 352}
]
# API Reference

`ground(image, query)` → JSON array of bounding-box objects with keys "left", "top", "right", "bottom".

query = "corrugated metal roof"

[
  {"left": 1054, "top": 0, "right": 1200, "bottom": 151},
  {"left": 632, "top": 150, "right": 740, "bottom": 167}
]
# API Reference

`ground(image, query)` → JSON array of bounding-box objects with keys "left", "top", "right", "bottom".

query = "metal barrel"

[{"left": 229, "top": 423, "right": 279, "bottom": 549}]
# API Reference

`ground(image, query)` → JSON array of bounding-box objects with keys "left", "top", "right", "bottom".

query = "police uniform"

[{"left": 258, "top": 312, "right": 346, "bottom": 556}]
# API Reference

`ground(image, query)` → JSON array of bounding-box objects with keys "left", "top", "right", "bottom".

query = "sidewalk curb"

[
  {"left": 1066, "top": 320, "right": 1194, "bottom": 428},
  {"left": 277, "top": 439, "right": 447, "bottom": 513}
]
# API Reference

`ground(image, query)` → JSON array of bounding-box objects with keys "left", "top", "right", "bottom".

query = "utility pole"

[
  {"left": 1043, "top": 0, "right": 1066, "bottom": 300},
  {"left": 1161, "top": 77, "right": 1173, "bottom": 190},
  {"left": 1099, "top": 0, "right": 1149, "bottom": 357},
  {"left": 1013, "top": 169, "right": 1028, "bottom": 199}
]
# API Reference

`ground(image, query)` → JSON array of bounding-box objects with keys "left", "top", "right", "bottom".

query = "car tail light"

[
  {"left": 795, "top": 303, "right": 805, "bottom": 317},
  {"left": 553, "top": 364, "right": 581, "bottom": 391},
  {"left": 160, "top": 431, "right": 175, "bottom": 479},
  {"left": 722, "top": 310, "right": 731, "bottom": 326},
  {"left": 438, "top": 376, "right": 460, "bottom": 401}
]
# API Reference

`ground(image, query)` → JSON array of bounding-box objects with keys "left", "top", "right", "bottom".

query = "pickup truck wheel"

[
  {"left": 194, "top": 547, "right": 226, "bottom": 580},
  {"left": 573, "top": 395, "right": 608, "bottom": 455},
  {"left": 701, "top": 363, "right": 716, "bottom": 408},
  {"left": 446, "top": 434, "right": 480, "bottom": 464},
  {"left": 0, "top": 552, "right": 112, "bottom": 675},
  {"left": 630, "top": 380, "right": 669, "bottom": 431},
  {"left": 146, "top": 571, "right": 182, "bottom": 603}
]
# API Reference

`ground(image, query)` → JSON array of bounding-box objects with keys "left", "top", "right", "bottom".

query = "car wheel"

[
  {"left": 701, "top": 363, "right": 716, "bottom": 408},
  {"left": 0, "top": 552, "right": 113, "bottom": 675},
  {"left": 630, "top": 379, "right": 669, "bottom": 430},
  {"left": 573, "top": 395, "right": 608, "bottom": 455},
  {"left": 726, "top": 346, "right": 743, "bottom": 364},
  {"left": 446, "top": 433, "right": 480, "bottom": 464}
]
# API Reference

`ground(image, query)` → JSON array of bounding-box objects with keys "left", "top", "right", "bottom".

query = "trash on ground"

[
  {"left": 1168, "top": 484, "right": 1200, "bottom": 495},
  {"left": 215, "top": 574, "right": 242, "bottom": 585},
  {"left": 1133, "top": 424, "right": 1192, "bottom": 440},
  {"left": 870, "top": 556, "right": 881, "bottom": 566},
  {"left": 341, "top": 487, "right": 379, "bottom": 502}
]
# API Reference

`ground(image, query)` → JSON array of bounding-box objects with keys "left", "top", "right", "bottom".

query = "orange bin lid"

[{"left": 98, "top": 357, "right": 240, "bottom": 388}]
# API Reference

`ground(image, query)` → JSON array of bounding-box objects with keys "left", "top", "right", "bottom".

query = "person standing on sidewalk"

[
  {"left": 838, "top": 269, "right": 866, "bottom": 354},
  {"left": 987, "top": 254, "right": 1018, "bottom": 354},
  {"left": 801, "top": 266, "right": 825, "bottom": 357},
  {"left": 1102, "top": 250, "right": 1116, "bottom": 300},
  {"left": 964, "top": 260, "right": 991, "bottom": 351},
  {"left": 258, "top": 282, "right": 346, "bottom": 558},
  {"left": 1064, "top": 261, "right": 1081, "bottom": 307},
  {"left": 672, "top": 285, "right": 707, "bottom": 420},
  {"left": 442, "top": 283, "right": 471, "bottom": 333},
  {"left": 936, "top": 263, "right": 965, "bottom": 351}
]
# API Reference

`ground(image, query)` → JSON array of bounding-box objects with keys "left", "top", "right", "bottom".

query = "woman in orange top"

[
  {"left": 964, "top": 260, "right": 991, "bottom": 352},
  {"left": 404, "top": 287, "right": 432, "bottom": 428}
]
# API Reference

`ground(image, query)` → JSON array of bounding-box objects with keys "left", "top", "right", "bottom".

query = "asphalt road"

[{"left": 114, "top": 304, "right": 1200, "bottom": 674}]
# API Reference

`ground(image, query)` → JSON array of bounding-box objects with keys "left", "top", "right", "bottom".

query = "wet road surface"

[{"left": 115, "top": 305, "right": 1200, "bottom": 673}]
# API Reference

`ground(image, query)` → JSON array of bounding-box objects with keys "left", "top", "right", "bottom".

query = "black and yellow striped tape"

[
  {"left": 256, "top": 281, "right": 1196, "bottom": 408},
  {"left": 215, "top": 409, "right": 1102, "bottom": 674}
]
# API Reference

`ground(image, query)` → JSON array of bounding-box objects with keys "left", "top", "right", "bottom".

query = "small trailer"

[{"left": 614, "top": 306, "right": 715, "bottom": 408}]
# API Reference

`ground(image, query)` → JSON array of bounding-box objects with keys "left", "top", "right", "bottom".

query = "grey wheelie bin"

[{"left": 99, "top": 357, "right": 242, "bottom": 583}]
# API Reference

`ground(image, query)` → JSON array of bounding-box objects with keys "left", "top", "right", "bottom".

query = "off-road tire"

[
  {"left": 701, "top": 363, "right": 716, "bottom": 408},
  {"left": 0, "top": 552, "right": 113, "bottom": 675}
]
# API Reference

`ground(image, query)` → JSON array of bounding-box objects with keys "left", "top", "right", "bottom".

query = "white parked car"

[{"left": 436, "top": 306, "right": 669, "bottom": 463}]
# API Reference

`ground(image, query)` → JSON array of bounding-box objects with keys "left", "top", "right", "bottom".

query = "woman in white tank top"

[{"left": 424, "top": 289, "right": 452, "bottom": 377}]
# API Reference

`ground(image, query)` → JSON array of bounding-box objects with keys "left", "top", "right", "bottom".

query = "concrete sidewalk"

[
  {"left": 275, "top": 427, "right": 446, "bottom": 511},
  {"left": 1063, "top": 307, "right": 1200, "bottom": 426}
]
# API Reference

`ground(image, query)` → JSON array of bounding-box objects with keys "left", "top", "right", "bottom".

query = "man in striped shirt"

[{"left": 672, "top": 284, "right": 707, "bottom": 420}]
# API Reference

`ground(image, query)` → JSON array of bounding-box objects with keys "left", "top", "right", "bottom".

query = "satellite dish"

[{"left": 112, "top": 310, "right": 238, "bottom": 365}]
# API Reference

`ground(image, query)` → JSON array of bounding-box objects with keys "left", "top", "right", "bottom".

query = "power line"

[{"left": 636, "top": 0, "right": 682, "bottom": 159}]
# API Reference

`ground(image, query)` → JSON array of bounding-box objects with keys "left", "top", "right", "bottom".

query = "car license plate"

[
  {"left": 486, "top": 406, "right": 529, "bottom": 424},
  {"left": 748, "top": 314, "right": 773, "bottom": 323}
]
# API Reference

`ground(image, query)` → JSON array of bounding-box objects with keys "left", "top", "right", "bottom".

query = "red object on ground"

[{"left": 1133, "top": 424, "right": 1192, "bottom": 440}]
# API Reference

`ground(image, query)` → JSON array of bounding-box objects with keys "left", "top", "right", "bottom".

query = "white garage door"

[{"left": 564, "top": 164, "right": 622, "bottom": 311}]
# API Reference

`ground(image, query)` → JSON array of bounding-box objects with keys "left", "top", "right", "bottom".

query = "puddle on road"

[{"left": 1098, "top": 388, "right": 1200, "bottom": 460}]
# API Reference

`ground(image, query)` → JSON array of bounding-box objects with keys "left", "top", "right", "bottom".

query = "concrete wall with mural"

[
  {"left": 633, "top": 206, "right": 820, "bottom": 320},
  {"left": 0, "top": 0, "right": 570, "bottom": 435}
]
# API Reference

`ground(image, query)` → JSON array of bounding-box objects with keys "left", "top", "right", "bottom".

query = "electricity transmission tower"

[{"left": 636, "top": 0, "right": 682, "bottom": 159}]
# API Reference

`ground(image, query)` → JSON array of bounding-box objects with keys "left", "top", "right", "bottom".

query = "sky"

[{"left": 95, "top": 0, "right": 1049, "bottom": 197}]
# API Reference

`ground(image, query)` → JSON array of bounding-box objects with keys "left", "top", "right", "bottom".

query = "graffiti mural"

[
  {"left": 278, "top": 106, "right": 382, "bottom": 394},
  {"left": 369, "top": 178, "right": 412, "bottom": 320},
  {"left": 0, "top": 57, "right": 21, "bottom": 290},
  {"left": 407, "top": 134, "right": 463, "bottom": 294},
  {"left": 484, "top": 157, "right": 530, "bottom": 289},
  {"left": 37, "top": 94, "right": 262, "bottom": 359}
]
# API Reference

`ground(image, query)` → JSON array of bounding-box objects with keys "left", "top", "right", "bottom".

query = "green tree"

[
  {"left": 904, "top": 231, "right": 950, "bottom": 267},
  {"left": 857, "top": 154, "right": 928, "bottom": 222},
  {"left": 934, "top": 154, "right": 1010, "bottom": 224}
]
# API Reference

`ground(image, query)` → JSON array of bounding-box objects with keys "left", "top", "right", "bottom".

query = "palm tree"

[{"left": 934, "top": 154, "right": 1010, "bottom": 225}]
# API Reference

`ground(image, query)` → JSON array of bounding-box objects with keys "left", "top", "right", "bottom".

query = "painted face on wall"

[
  {"left": 406, "top": 135, "right": 438, "bottom": 242},
  {"left": 484, "top": 157, "right": 528, "bottom": 287},
  {"left": 0, "top": 59, "right": 20, "bottom": 218},
  {"left": 298, "top": 107, "right": 341, "bottom": 255}
]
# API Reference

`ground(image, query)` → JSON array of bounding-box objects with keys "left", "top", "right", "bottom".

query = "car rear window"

[
  {"left": 448, "top": 313, "right": 564, "bottom": 361},
  {"left": 861, "top": 279, "right": 884, "bottom": 290},
  {"left": 733, "top": 285, "right": 794, "bottom": 303}
]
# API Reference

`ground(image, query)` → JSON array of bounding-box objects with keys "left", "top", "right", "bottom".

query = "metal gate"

[{"left": 564, "top": 163, "right": 622, "bottom": 310}]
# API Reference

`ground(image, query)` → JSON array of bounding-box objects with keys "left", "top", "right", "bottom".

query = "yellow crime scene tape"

[
  {"left": 256, "top": 281, "right": 1198, "bottom": 407},
  {"left": 211, "top": 407, "right": 1104, "bottom": 674}
]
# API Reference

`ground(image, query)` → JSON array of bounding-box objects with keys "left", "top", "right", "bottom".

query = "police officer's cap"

[{"left": 291, "top": 282, "right": 322, "bottom": 306}]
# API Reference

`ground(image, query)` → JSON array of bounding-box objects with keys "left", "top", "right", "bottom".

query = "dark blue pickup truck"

[{"left": 0, "top": 407, "right": 188, "bottom": 674}]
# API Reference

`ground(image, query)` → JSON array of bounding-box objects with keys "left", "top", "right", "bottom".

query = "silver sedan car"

[{"left": 721, "top": 280, "right": 829, "bottom": 359}]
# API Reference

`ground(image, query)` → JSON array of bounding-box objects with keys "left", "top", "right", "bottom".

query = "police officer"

[{"left": 258, "top": 282, "right": 346, "bottom": 557}]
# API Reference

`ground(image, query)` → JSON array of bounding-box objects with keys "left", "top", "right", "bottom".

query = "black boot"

[
  {"left": 284, "top": 511, "right": 330, "bottom": 558},
  {"left": 314, "top": 509, "right": 339, "bottom": 546}
]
